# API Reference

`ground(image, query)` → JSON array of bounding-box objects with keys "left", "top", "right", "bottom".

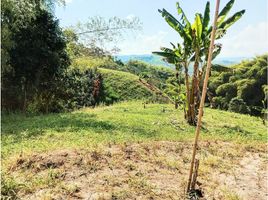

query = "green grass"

[
  {"left": 72, "top": 62, "right": 155, "bottom": 101},
  {"left": 99, "top": 68, "right": 153, "bottom": 101},
  {"left": 2, "top": 101, "right": 266, "bottom": 160}
]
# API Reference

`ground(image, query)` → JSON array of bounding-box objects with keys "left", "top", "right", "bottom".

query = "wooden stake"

[
  {"left": 186, "top": 0, "right": 221, "bottom": 192},
  {"left": 190, "top": 159, "right": 199, "bottom": 190}
]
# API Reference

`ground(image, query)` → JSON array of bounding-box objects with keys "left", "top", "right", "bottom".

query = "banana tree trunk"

[
  {"left": 184, "top": 64, "right": 191, "bottom": 121},
  {"left": 188, "top": 50, "right": 200, "bottom": 125}
]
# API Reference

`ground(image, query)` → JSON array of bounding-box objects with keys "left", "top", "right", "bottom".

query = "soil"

[{"left": 7, "top": 141, "right": 268, "bottom": 200}]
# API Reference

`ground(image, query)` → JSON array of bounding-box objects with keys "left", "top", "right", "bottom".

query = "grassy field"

[
  {"left": 2, "top": 101, "right": 266, "bottom": 158},
  {"left": 2, "top": 101, "right": 267, "bottom": 199}
]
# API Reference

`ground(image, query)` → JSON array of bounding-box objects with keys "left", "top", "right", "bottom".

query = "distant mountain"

[
  {"left": 115, "top": 54, "right": 173, "bottom": 68},
  {"left": 213, "top": 57, "right": 250, "bottom": 66},
  {"left": 115, "top": 54, "right": 250, "bottom": 67}
]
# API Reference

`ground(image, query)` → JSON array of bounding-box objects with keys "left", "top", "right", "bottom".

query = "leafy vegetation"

[
  {"left": 1, "top": 0, "right": 70, "bottom": 112},
  {"left": 1, "top": 0, "right": 147, "bottom": 114},
  {"left": 154, "top": 0, "right": 245, "bottom": 125},
  {"left": 209, "top": 55, "right": 267, "bottom": 116},
  {"left": 69, "top": 56, "right": 175, "bottom": 105},
  {"left": 1, "top": 0, "right": 267, "bottom": 199}
]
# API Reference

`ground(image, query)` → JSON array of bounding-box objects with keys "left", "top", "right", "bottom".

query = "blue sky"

[{"left": 56, "top": 0, "right": 268, "bottom": 57}]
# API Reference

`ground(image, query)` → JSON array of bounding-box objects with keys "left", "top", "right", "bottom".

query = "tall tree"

[{"left": 1, "top": 0, "right": 70, "bottom": 111}]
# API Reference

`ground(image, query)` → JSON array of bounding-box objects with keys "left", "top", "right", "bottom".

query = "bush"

[
  {"left": 228, "top": 97, "right": 250, "bottom": 114},
  {"left": 1, "top": 175, "right": 22, "bottom": 199},
  {"left": 209, "top": 54, "right": 267, "bottom": 116},
  {"left": 213, "top": 96, "right": 228, "bottom": 110},
  {"left": 216, "top": 82, "right": 237, "bottom": 102},
  {"left": 63, "top": 68, "right": 104, "bottom": 110}
]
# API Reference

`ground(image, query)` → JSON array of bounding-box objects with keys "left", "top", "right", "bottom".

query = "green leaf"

[
  {"left": 176, "top": 2, "right": 192, "bottom": 39},
  {"left": 217, "top": 0, "right": 235, "bottom": 25},
  {"left": 176, "top": 2, "right": 191, "bottom": 29},
  {"left": 152, "top": 51, "right": 174, "bottom": 57},
  {"left": 202, "top": 1, "right": 210, "bottom": 31},
  {"left": 219, "top": 10, "right": 245, "bottom": 30},
  {"left": 192, "top": 13, "right": 202, "bottom": 41},
  {"left": 212, "top": 44, "right": 222, "bottom": 60},
  {"left": 158, "top": 8, "right": 192, "bottom": 43}
]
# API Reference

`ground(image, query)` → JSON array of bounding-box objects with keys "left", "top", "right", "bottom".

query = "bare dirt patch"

[{"left": 4, "top": 141, "right": 267, "bottom": 200}]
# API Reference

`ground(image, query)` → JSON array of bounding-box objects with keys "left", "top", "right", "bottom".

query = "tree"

[
  {"left": 71, "top": 16, "right": 142, "bottom": 54},
  {"left": 1, "top": 0, "right": 66, "bottom": 71},
  {"left": 2, "top": 7, "right": 70, "bottom": 112},
  {"left": 153, "top": 0, "right": 245, "bottom": 125}
]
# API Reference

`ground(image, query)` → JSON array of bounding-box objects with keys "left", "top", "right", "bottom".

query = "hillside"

[
  {"left": 99, "top": 68, "right": 154, "bottom": 101},
  {"left": 2, "top": 101, "right": 266, "bottom": 199},
  {"left": 209, "top": 54, "right": 267, "bottom": 116},
  {"left": 69, "top": 57, "right": 174, "bottom": 104}
]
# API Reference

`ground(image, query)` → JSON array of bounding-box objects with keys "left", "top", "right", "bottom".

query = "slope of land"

[
  {"left": 99, "top": 68, "right": 154, "bottom": 101},
  {"left": 2, "top": 102, "right": 267, "bottom": 199},
  {"left": 70, "top": 58, "right": 173, "bottom": 102}
]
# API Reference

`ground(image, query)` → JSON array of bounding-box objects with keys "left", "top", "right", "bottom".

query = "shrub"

[
  {"left": 228, "top": 97, "right": 250, "bottom": 114},
  {"left": 209, "top": 54, "right": 267, "bottom": 116}
]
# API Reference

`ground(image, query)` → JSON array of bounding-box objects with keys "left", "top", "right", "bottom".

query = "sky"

[{"left": 56, "top": 0, "right": 268, "bottom": 57}]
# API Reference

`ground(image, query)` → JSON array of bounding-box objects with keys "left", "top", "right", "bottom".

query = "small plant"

[{"left": 1, "top": 175, "right": 23, "bottom": 199}]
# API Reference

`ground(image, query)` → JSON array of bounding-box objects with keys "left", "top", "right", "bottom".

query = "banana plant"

[
  {"left": 153, "top": 42, "right": 192, "bottom": 113},
  {"left": 154, "top": 0, "right": 245, "bottom": 125}
]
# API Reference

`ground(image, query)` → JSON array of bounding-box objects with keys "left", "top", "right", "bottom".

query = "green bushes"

[
  {"left": 1, "top": 175, "right": 21, "bottom": 200},
  {"left": 63, "top": 68, "right": 104, "bottom": 110},
  {"left": 228, "top": 97, "right": 250, "bottom": 114},
  {"left": 209, "top": 55, "right": 268, "bottom": 116},
  {"left": 22, "top": 68, "right": 104, "bottom": 113}
]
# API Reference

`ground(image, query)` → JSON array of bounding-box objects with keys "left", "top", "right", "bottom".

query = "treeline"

[{"left": 209, "top": 55, "right": 267, "bottom": 116}]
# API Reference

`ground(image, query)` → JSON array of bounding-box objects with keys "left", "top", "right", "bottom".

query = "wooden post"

[
  {"left": 190, "top": 159, "right": 199, "bottom": 190},
  {"left": 186, "top": 0, "right": 221, "bottom": 192}
]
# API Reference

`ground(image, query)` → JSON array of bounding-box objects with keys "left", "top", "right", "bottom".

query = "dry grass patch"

[{"left": 2, "top": 141, "right": 267, "bottom": 200}]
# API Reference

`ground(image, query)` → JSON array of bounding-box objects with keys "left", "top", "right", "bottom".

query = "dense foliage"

[
  {"left": 209, "top": 55, "right": 267, "bottom": 116},
  {"left": 1, "top": 1, "right": 70, "bottom": 112}
]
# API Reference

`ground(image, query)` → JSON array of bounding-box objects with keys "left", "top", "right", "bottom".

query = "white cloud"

[
  {"left": 65, "top": 0, "right": 73, "bottom": 4},
  {"left": 219, "top": 22, "right": 268, "bottom": 57},
  {"left": 118, "top": 31, "right": 169, "bottom": 55},
  {"left": 118, "top": 22, "right": 268, "bottom": 57},
  {"left": 126, "top": 14, "right": 136, "bottom": 21}
]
